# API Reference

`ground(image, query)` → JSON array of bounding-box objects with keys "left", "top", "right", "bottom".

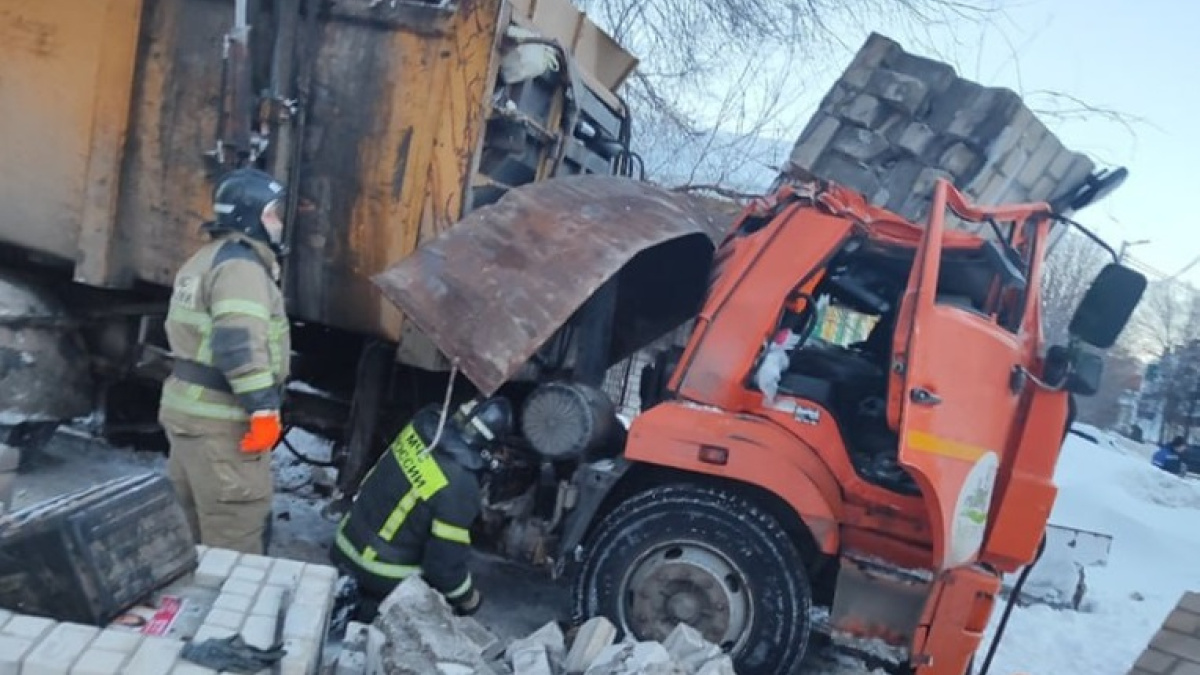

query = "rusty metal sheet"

[{"left": 373, "top": 175, "right": 733, "bottom": 395}]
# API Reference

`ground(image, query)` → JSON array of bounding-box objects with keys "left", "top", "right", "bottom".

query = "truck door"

[{"left": 890, "top": 180, "right": 1035, "bottom": 571}]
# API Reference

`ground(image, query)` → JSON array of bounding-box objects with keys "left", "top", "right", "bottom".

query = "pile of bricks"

[
  {"left": 780, "top": 32, "right": 1096, "bottom": 230},
  {"left": 0, "top": 545, "right": 339, "bottom": 675},
  {"left": 1129, "top": 591, "right": 1200, "bottom": 675}
]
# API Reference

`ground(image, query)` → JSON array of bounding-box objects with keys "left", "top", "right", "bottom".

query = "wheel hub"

[{"left": 623, "top": 543, "right": 752, "bottom": 650}]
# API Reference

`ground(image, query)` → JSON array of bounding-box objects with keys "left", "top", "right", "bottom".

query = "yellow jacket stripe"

[
  {"left": 431, "top": 519, "right": 472, "bottom": 545},
  {"left": 334, "top": 531, "right": 420, "bottom": 580}
]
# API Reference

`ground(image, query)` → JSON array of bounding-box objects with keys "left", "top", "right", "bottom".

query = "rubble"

[{"left": 345, "top": 577, "right": 739, "bottom": 675}]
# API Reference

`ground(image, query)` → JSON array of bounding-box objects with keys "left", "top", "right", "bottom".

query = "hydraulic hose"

[{"left": 978, "top": 534, "right": 1048, "bottom": 675}]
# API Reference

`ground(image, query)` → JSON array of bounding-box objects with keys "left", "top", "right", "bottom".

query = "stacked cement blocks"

[
  {"left": 782, "top": 32, "right": 1096, "bottom": 232},
  {"left": 0, "top": 545, "right": 337, "bottom": 675},
  {"left": 1129, "top": 592, "right": 1200, "bottom": 675}
]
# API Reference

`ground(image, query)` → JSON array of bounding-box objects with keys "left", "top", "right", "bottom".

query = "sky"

[{"left": 671, "top": 0, "right": 1200, "bottom": 287}]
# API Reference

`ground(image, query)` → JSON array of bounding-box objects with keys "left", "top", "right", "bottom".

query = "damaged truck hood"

[{"left": 372, "top": 175, "right": 734, "bottom": 395}]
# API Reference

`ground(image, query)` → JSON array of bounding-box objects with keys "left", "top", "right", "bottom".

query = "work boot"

[{"left": 0, "top": 443, "right": 19, "bottom": 515}]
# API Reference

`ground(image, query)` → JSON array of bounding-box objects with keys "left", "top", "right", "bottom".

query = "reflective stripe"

[
  {"left": 160, "top": 389, "right": 247, "bottom": 421},
  {"left": 431, "top": 519, "right": 471, "bottom": 545},
  {"left": 230, "top": 371, "right": 275, "bottom": 394},
  {"left": 335, "top": 530, "right": 420, "bottom": 580},
  {"left": 378, "top": 489, "right": 421, "bottom": 542},
  {"left": 168, "top": 305, "right": 215, "bottom": 365},
  {"left": 268, "top": 319, "right": 288, "bottom": 373},
  {"left": 444, "top": 574, "right": 473, "bottom": 600},
  {"left": 212, "top": 299, "right": 271, "bottom": 321}
]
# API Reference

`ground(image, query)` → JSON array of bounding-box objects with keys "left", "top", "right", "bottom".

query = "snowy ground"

[{"left": 8, "top": 422, "right": 1196, "bottom": 674}]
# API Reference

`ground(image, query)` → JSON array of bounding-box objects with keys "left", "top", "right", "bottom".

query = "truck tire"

[{"left": 572, "top": 483, "right": 812, "bottom": 675}]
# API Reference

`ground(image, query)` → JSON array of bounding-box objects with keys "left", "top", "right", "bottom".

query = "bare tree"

[{"left": 1040, "top": 230, "right": 1110, "bottom": 346}]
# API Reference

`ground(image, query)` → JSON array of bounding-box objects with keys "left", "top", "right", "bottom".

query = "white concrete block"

[
  {"left": 194, "top": 545, "right": 209, "bottom": 558},
  {"left": 238, "top": 554, "right": 272, "bottom": 570},
  {"left": 564, "top": 617, "right": 617, "bottom": 674},
  {"left": 0, "top": 634, "right": 37, "bottom": 675},
  {"left": 283, "top": 601, "right": 327, "bottom": 642},
  {"left": 121, "top": 636, "right": 183, "bottom": 675},
  {"left": 228, "top": 565, "right": 267, "bottom": 584},
  {"left": 1, "top": 614, "right": 55, "bottom": 640},
  {"left": 195, "top": 548, "right": 239, "bottom": 587},
  {"left": 90, "top": 629, "right": 143, "bottom": 654},
  {"left": 696, "top": 655, "right": 737, "bottom": 675},
  {"left": 23, "top": 622, "right": 99, "bottom": 675},
  {"left": 280, "top": 639, "right": 315, "bottom": 675},
  {"left": 266, "top": 559, "right": 305, "bottom": 589},
  {"left": 251, "top": 585, "right": 285, "bottom": 619},
  {"left": 507, "top": 621, "right": 565, "bottom": 662},
  {"left": 0, "top": 609, "right": 11, "bottom": 632},
  {"left": 241, "top": 615, "right": 277, "bottom": 650},
  {"left": 201, "top": 608, "right": 244, "bottom": 631},
  {"left": 70, "top": 649, "right": 128, "bottom": 675},
  {"left": 189, "top": 625, "right": 236, "bottom": 644},
  {"left": 167, "top": 663, "right": 218, "bottom": 675},
  {"left": 220, "top": 578, "right": 260, "bottom": 598},
  {"left": 301, "top": 563, "right": 337, "bottom": 586},
  {"left": 511, "top": 645, "right": 554, "bottom": 675},
  {"left": 210, "top": 591, "right": 253, "bottom": 615}
]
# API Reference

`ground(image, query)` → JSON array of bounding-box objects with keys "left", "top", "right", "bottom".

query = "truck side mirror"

[
  {"left": 1044, "top": 345, "right": 1103, "bottom": 396},
  {"left": 1068, "top": 263, "right": 1147, "bottom": 348}
]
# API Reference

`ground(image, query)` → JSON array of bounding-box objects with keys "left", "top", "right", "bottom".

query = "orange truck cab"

[{"left": 567, "top": 178, "right": 1146, "bottom": 675}]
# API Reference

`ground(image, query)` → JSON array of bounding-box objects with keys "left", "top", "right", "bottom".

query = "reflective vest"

[{"left": 160, "top": 233, "right": 290, "bottom": 423}]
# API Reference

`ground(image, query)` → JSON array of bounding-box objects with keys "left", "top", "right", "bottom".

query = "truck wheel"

[{"left": 572, "top": 483, "right": 812, "bottom": 675}]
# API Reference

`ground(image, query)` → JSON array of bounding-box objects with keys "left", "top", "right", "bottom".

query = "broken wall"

[{"left": 782, "top": 33, "right": 1096, "bottom": 230}]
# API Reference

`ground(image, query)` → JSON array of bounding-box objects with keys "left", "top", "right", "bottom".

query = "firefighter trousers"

[{"left": 164, "top": 419, "right": 273, "bottom": 555}]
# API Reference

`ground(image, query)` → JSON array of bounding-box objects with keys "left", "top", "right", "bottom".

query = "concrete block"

[
  {"left": 2, "top": 614, "right": 55, "bottom": 640},
  {"left": 189, "top": 624, "right": 236, "bottom": 644},
  {"left": 0, "top": 609, "right": 10, "bottom": 631},
  {"left": 507, "top": 621, "right": 565, "bottom": 662},
  {"left": 1016, "top": 135, "right": 1063, "bottom": 188},
  {"left": 998, "top": 147, "right": 1030, "bottom": 179},
  {"left": 70, "top": 649, "right": 130, "bottom": 675},
  {"left": 168, "top": 664, "right": 218, "bottom": 675},
  {"left": 279, "top": 639, "right": 315, "bottom": 675},
  {"left": 583, "top": 641, "right": 672, "bottom": 675},
  {"left": 220, "top": 578, "right": 260, "bottom": 598},
  {"left": 238, "top": 554, "right": 272, "bottom": 570},
  {"left": 228, "top": 565, "right": 267, "bottom": 584},
  {"left": 814, "top": 154, "right": 881, "bottom": 198},
  {"left": 845, "top": 33, "right": 899, "bottom": 73},
  {"left": 939, "top": 142, "right": 983, "bottom": 181},
  {"left": 283, "top": 601, "right": 328, "bottom": 642},
  {"left": 788, "top": 115, "right": 840, "bottom": 170},
  {"left": 211, "top": 591, "right": 253, "bottom": 614},
  {"left": 894, "top": 122, "right": 937, "bottom": 158},
  {"left": 1047, "top": 148, "right": 1076, "bottom": 180},
  {"left": 195, "top": 549, "right": 239, "bottom": 587},
  {"left": 0, "top": 634, "right": 38, "bottom": 675},
  {"left": 663, "top": 623, "right": 722, "bottom": 671},
  {"left": 251, "top": 585, "right": 285, "bottom": 618},
  {"left": 841, "top": 93, "right": 884, "bottom": 128},
  {"left": 302, "top": 563, "right": 338, "bottom": 586},
  {"left": 867, "top": 69, "right": 929, "bottom": 114},
  {"left": 241, "top": 615, "right": 277, "bottom": 650},
  {"left": 336, "top": 649, "right": 367, "bottom": 675},
  {"left": 123, "top": 636, "right": 183, "bottom": 675},
  {"left": 202, "top": 607, "right": 244, "bottom": 632},
  {"left": 696, "top": 655, "right": 737, "bottom": 675},
  {"left": 832, "top": 127, "right": 891, "bottom": 163},
  {"left": 511, "top": 645, "right": 554, "bottom": 675},
  {"left": 90, "top": 629, "right": 143, "bottom": 653},
  {"left": 459, "top": 616, "right": 504, "bottom": 661},
  {"left": 24, "top": 622, "right": 99, "bottom": 675},
  {"left": 891, "top": 52, "right": 958, "bottom": 94},
  {"left": 564, "top": 617, "right": 617, "bottom": 674},
  {"left": 267, "top": 559, "right": 306, "bottom": 588}
]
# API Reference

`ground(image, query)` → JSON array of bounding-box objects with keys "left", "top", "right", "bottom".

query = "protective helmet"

[
  {"left": 453, "top": 397, "right": 514, "bottom": 449},
  {"left": 206, "top": 168, "right": 288, "bottom": 254}
]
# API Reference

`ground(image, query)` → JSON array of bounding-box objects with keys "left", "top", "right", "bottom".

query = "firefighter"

[
  {"left": 159, "top": 167, "right": 292, "bottom": 555},
  {"left": 331, "top": 396, "right": 514, "bottom": 618}
]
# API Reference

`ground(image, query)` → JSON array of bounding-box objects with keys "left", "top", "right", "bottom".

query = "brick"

[
  {"left": 211, "top": 591, "right": 253, "bottom": 614},
  {"left": 2, "top": 614, "right": 55, "bottom": 640},
  {"left": 220, "top": 578, "right": 259, "bottom": 598},
  {"left": 1151, "top": 630, "right": 1200, "bottom": 662},
  {"left": 1167, "top": 609, "right": 1200, "bottom": 635},
  {"left": 283, "top": 601, "right": 328, "bottom": 641},
  {"left": 1134, "top": 649, "right": 1178, "bottom": 674},
  {"left": 251, "top": 585, "right": 285, "bottom": 618},
  {"left": 228, "top": 565, "right": 266, "bottom": 584},
  {"left": 70, "top": 649, "right": 129, "bottom": 675},
  {"left": 194, "top": 549, "right": 239, "bottom": 587},
  {"left": 267, "top": 559, "right": 306, "bottom": 588},
  {"left": 788, "top": 115, "right": 840, "bottom": 170},
  {"left": 24, "top": 622, "right": 100, "bottom": 675},
  {"left": 123, "top": 637, "right": 183, "bottom": 675},
  {"left": 241, "top": 615, "right": 277, "bottom": 650},
  {"left": 202, "top": 608, "right": 244, "bottom": 631},
  {"left": 90, "top": 629, "right": 143, "bottom": 653},
  {"left": 238, "top": 554, "right": 272, "bottom": 570},
  {"left": 0, "top": 634, "right": 37, "bottom": 675}
]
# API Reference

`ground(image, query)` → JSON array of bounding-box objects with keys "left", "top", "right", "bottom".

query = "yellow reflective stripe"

[
  {"left": 268, "top": 319, "right": 287, "bottom": 373},
  {"left": 335, "top": 531, "right": 420, "bottom": 580},
  {"left": 905, "top": 430, "right": 989, "bottom": 462},
  {"left": 160, "top": 388, "right": 247, "bottom": 421},
  {"left": 230, "top": 371, "right": 275, "bottom": 394},
  {"left": 444, "top": 574, "right": 473, "bottom": 600},
  {"left": 167, "top": 305, "right": 213, "bottom": 328},
  {"left": 432, "top": 519, "right": 471, "bottom": 545},
  {"left": 378, "top": 489, "right": 420, "bottom": 542},
  {"left": 212, "top": 299, "right": 271, "bottom": 321}
]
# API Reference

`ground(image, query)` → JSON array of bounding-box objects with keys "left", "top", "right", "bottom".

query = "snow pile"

[{"left": 981, "top": 433, "right": 1200, "bottom": 675}]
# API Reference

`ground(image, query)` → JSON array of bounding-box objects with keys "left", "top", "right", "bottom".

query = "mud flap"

[{"left": 826, "top": 555, "right": 932, "bottom": 666}]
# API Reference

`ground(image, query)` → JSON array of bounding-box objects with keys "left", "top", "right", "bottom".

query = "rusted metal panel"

[
  {"left": 0, "top": 0, "right": 145, "bottom": 264},
  {"left": 372, "top": 175, "right": 732, "bottom": 395}
]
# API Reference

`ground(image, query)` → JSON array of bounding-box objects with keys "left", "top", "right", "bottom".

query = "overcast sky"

[{"left": 716, "top": 0, "right": 1199, "bottom": 286}]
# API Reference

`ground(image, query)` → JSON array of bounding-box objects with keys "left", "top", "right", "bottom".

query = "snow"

[{"left": 978, "top": 427, "right": 1200, "bottom": 675}]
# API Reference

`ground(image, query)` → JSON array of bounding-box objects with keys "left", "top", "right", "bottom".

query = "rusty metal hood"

[{"left": 372, "top": 175, "right": 734, "bottom": 395}]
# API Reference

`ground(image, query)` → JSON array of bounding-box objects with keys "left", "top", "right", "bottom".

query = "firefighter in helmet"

[
  {"left": 331, "top": 396, "right": 514, "bottom": 617},
  {"left": 159, "top": 167, "right": 292, "bottom": 555}
]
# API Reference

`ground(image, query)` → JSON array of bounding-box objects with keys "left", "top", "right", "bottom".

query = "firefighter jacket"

[
  {"left": 159, "top": 232, "right": 291, "bottom": 425},
  {"left": 333, "top": 408, "right": 481, "bottom": 603}
]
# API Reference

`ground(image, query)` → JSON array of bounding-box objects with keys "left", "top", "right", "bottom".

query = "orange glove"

[{"left": 241, "top": 410, "right": 282, "bottom": 453}]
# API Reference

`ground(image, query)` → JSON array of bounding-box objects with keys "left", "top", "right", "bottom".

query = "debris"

[
  {"left": 0, "top": 443, "right": 17, "bottom": 515},
  {"left": 179, "top": 634, "right": 287, "bottom": 673},
  {"left": 369, "top": 577, "right": 494, "bottom": 674},
  {"left": 506, "top": 621, "right": 566, "bottom": 663},
  {"left": 662, "top": 623, "right": 722, "bottom": 672},
  {"left": 563, "top": 617, "right": 617, "bottom": 674}
]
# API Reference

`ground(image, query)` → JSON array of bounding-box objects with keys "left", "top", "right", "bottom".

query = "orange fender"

[{"left": 624, "top": 401, "right": 844, "bottom": 554}]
